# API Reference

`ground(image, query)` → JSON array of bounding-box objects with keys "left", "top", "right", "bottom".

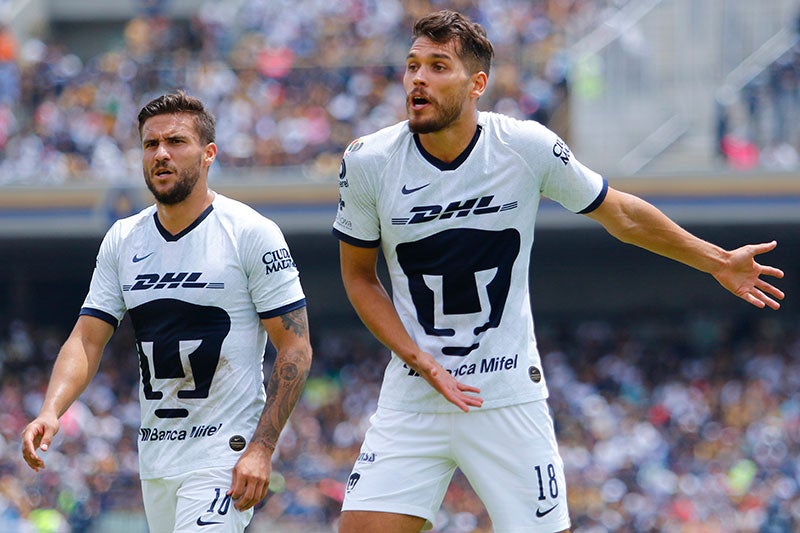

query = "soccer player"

[
  {"left": 332, "top": 10, "right": 784, "bottom": 533},
  {"left": 21, "top": 91, "right": 312, "bottom": 532}
]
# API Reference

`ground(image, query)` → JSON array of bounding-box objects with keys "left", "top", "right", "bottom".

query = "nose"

[{"left": 152, "top": 142, "right": 170, "bottom": 161}]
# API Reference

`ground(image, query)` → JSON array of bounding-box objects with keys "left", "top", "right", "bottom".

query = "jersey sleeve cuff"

[
  {"left": 577, "top": 177, "right": 608, "bottom": 214},
  {"left": 331, "top": 228, "right": 381, "bottom": 248},
  {"left": 258, "top": 298, "right": 307, "bottom": 320},
  {"left": 79, "top": 307, "right": 119, "bottom": 329}
]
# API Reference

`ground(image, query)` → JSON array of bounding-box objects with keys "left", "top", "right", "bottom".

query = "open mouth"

[
  {"left": 409, "top": 94, "right": 430, "bottom": 110},
  {"left": 154, "top": 168, "right": 174, "bottom": 177}
]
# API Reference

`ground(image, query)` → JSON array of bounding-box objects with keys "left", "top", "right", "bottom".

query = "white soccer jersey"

[
  {"left": 333, "top": 111, "right": 606, "bottom": 413},
  {"left": 81, "top": 193, "right": 306, "bottom": 479}
]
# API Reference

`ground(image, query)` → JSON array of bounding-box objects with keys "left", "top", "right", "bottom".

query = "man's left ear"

[
  {"left": 204, "top": 143, "right": 218, "bottom": 166},
  {"left": 471, "top": 71, "right": 488, "bottom": 99}
]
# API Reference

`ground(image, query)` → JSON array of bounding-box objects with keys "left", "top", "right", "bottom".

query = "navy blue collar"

[
  {"left": 413, "top": 125, "right": 482, "bottom": 171},
  {"left": 154, "top": 203, "right": 214, "bottom": 241}
]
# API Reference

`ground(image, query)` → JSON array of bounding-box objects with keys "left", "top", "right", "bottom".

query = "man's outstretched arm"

[{"left": 585, "top": 187, "right": 784, "bottom": 309}]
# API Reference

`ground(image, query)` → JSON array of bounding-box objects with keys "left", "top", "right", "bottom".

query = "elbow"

[
  {"left": 609, "top": 223, "right": 640, "bottom": 245},
  {"left": 288, "top": 341, "right": 313, "bottom": 375},
  {"left": 301, "top": 345, "right": 313, "bottom": 375}
]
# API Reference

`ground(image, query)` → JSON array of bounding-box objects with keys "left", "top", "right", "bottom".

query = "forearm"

[
  {"left": 590, "top": 189, "right": 729, "bottom": 275},
  {"left": 40, "top": 335, "right": 103, "bottom": 419},
  {"left": 252, "top": 341, "right": 311, "bottom": 453},
  {"left": 344, "top": 273, "right": 433, "bottom": 373},
  {"left": 339, "top": 242, "right": 483, "bottom": 410}
]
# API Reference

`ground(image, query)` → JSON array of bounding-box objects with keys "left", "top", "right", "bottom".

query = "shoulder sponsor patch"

[
  {"left": 346, "top": 139, "right": 364, "bottom": 153},
  {"left": 552, "top": 138, "right": 571, "bottom": 166},
  {"left": 262, "top": 248, "right": 296, "bottom": 274}
]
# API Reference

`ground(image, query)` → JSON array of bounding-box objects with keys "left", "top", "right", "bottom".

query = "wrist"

[{"left": 247, "top": 439, "right": 276, "bottom": 457}]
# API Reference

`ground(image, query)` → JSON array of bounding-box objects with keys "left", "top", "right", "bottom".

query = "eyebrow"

[
  {"left": 142, "top": 133, "right": 188, "bottom": 144},
  {"left": 406, "top": 51, "right": 454, "bottom": 61}
]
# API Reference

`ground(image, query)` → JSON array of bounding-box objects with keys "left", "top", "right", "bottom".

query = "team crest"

[
  {"left": 346, "top": 139, "right": 364, "bottom": 153},
  {"left": 346, "top": 473, "right": 361, "bottom": 493}
]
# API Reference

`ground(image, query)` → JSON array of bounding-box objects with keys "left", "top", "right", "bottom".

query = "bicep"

[
  {"left": 262, "top": 307, "right": 311, "bottom": 358},
  {"left": 583, "top": 186, "right": 653, "bottom": 240},
  {"left": 68, "top": 315, "right": 115, "bottom": 359},
  {"left": 52, "top": 315, "right": 114, "bottom": 387},
  {"left": 583, "top": 186, "right": 628, "bottom": 225},
  {"left": 339, "top": 241, "right": 380, "bottom": 285}
]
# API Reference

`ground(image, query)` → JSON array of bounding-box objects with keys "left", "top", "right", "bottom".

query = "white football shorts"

[
  {"left": 141, "top": 467, "right": 254, "bottom": 533},
  {"left": 341, "top": 399, "right": 570, "bottom": 532}
]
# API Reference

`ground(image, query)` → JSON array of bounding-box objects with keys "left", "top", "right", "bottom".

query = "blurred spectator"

[
  {"left": 3, "top": 309, "right": 800, "bottom": 531},
  {"left": 0, "top": 0, "right": 607, "bottom": 185},
  {"left": 716, "top": 9, "right": 800, "bottom": 170},
  {"left": 0, "top": 23, "right": 19, "bottom": 106}
]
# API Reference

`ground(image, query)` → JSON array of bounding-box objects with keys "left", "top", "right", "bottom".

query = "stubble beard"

[
  {"left": 407, "top": 92, "right": 466, "bottom": 134},
  {"left": 144, "top": 164, "right": 201, "bottom": 205}
]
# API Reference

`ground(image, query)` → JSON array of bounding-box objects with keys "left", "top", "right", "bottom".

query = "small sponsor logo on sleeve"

[
  {"left": 262, "top": 248, "right": 296, "bottom": 275},
  {"left": 552, "top": 138, "right": 571, "bottom": 166},
  {"left": 346, "top": 139, "right": 364, "bottom": 153}
]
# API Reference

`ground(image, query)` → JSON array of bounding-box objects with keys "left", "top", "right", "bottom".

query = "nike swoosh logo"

[
  {"left": 132, "top": 252, "right": 155, "bottom": 263},
  {"left": 196, "top": 517, "right": 224, "bottom": 526},
  {"left": 401, "top": 183, "right": 430, "bottom": 195},
  {"left": 536, "top": 503, "right": 558, "bottom": 518}
]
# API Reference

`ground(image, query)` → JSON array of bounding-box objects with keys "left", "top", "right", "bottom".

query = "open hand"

[{"left": 713, "top": 241, "right": 784, "bottom": 309}]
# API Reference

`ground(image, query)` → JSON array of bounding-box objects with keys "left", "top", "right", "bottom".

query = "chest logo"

[
  {"left": 396, "top": 227, "right": 520, "bottom": 356},
  {"left": 392, "top": 195, "right": 517, "bottom": 225},
  {"left": 132, "top": 252, "right": 155, "bottom": 263},
  {"left": 123, "top": 272, "right": 224, "bottom": 291},
  {"left": 401, "top": 183, "right": 430, "bottom": 195}
]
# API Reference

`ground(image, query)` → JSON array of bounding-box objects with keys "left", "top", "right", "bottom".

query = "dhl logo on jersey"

[
  {"left": 392, "top": 195, "right": 518, "bottom": 226},
  {"left": 124, "top": 272, "right": 224, "bottom": 291}
]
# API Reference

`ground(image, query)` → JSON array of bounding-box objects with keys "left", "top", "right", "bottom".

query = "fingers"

[
  {"left": 759, "top": 265, "right": 784, "bottom": 280},
  {"left": 450, "top": 395, "right": 483, "bottom": 413},
  {"left": 229, "top": 481, "right": 268, "bottom": 511},
  {"left": 737, "top": 287, "right": 781, "bottom": 310},
  {"left": 457, "top": 382, "right": 481, "bottom": 394},
  {"left": 740, "top": 279, "right": 783, "bottom": 310},
  {"left": 757, "top": 278, "right": 785, "bottom": 300},
  {"left": 754, "top": 287, "right": 782, "bottom": 310},
  {"left": 21, "top": 423, "right": 50, "bottom": 472},
  {"left": 422, "top": 355, "right": 485, "bottom": 411},
  {"left": 457, "top": 383, "right": 483, "bottom": 408},
  {"left": 731, "top": 241, "right": 784, "bottom": 310},
  {"left": 446, "top": 383, "right": 484, "bottom": 412},
  {"left": 21, "top": 445, "right": 45, "bottom": 471},
  {"left": 228, "top": 466, "right": 269, "bottom": 511},
  {"left": 752, "top": 240, "right": 778, "bottom": 254},
  {"left": 746, "top": 242, "right": 782, "bottom": 279},
  {"left": 462, "top": 394, "right": 484, "bottom": 409}
]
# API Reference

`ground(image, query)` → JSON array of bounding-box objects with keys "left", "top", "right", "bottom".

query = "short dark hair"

[
  {"left": 412, "top": 10, "right": 494, "bottom": 75},
  {"left": 137, "top": 91, "right": 216, "bottom": 145}
]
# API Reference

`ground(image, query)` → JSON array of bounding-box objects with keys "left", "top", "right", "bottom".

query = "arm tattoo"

[
  {"left": 280, "top": 308, "right": 308, "bottom": 337},
  {"left": 252, "top": 309, "right": 311, "bottom": 452}
]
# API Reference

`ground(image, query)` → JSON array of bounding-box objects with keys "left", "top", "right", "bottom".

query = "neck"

[
  {"left": 416, "top": 110, "right": 479, "bottom": 163},
  {"left": 156, "top": 187, "right": 215, "bottom": 236}
]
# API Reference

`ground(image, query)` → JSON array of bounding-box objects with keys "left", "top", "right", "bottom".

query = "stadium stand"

[
  {"left": 0, "top": 0, "right": 593, "bottom": 185},
  {"left": 3, "top": 309, "right": 800, "bottom": 532},
  {"left": 2, "top": 1, "right": 800, "bottom": 532}
]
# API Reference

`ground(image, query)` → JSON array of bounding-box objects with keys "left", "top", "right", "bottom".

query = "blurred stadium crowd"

[
  {"left": 715, "top": 10, "right": 800, "bottom": 172},
  {"left": 0, "top": 0, "right": 613, "bottom": 186},
  {"left": 2, "top": 311, "right": 800, "bottom": 532},
  {"left": 3, "top": 1, "right": 800, "bottom": 533}
]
